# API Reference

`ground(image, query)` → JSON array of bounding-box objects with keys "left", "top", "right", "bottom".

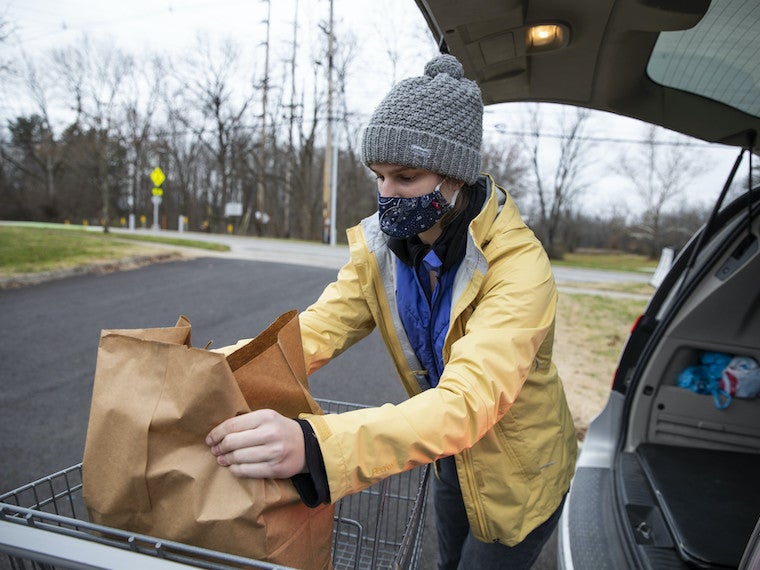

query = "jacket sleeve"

[
  {"left": 299, "top": 249, "right": 377, "bottom": 375},
  {"left": 302, "top": 225, "right": 559, "bottom": 503}
]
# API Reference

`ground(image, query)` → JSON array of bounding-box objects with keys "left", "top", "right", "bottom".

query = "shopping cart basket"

[{"left": 0, "top": 399, "right": 430, "bottom": 570}]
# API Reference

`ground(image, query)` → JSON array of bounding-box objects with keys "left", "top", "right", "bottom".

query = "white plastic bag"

[{"left": 720, "top": 356, "right": 760, "bottom": 399}]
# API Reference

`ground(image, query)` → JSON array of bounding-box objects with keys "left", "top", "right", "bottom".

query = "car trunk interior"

[{"left": 622, "top": 192, "right": 760, "bottom": 568}]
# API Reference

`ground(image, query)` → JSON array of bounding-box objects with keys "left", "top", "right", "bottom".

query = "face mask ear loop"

[{"left": 437, "top": 177, "right": 459, "bottom": 207}]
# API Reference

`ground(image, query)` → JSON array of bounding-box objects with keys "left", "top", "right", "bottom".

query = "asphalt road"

[
  {"left": 1, "top": 242, "right": 643, "bottom": 568},
  {"left": 0, "top": 257, "right": 412, "bottom": 489}
]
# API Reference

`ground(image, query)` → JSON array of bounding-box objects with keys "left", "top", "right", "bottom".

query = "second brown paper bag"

[{"left": 82, "top": 310, "right": 333, "bottom": 569}]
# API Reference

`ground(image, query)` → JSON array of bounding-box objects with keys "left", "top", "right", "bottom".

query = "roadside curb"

[{"left": 0, "top": 252, "right": 186, "bottom": 289}]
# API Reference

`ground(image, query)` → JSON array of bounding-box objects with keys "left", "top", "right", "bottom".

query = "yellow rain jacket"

[{"left": 299, "top": 175, "right": 577, "bottom": 545}]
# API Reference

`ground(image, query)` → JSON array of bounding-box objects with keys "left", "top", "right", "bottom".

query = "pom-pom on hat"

[{"left": 361, "top": 54, "right": 483, "bottom": 185}]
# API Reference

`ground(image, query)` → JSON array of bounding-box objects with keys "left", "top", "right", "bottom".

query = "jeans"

[{"left": 433, "top": 456, "right": 566, "bottom": 570}]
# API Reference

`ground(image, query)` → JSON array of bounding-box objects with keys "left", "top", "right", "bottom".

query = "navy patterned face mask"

[{"left": 378, "top": 181, "right": 451, "bottom": 239}]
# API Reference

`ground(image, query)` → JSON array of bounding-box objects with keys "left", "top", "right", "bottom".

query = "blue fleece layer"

[{"left": 395, "top": 250, "right": 461, "bottom": 387}]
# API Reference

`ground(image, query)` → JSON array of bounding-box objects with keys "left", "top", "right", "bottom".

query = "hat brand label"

[{"left": 410, "top": 144, "right": 432, "bottom": 158}]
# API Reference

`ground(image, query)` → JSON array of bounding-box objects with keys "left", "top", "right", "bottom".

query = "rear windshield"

[{"left": 647, "top": 0, "right": 760, "bottom": 119}]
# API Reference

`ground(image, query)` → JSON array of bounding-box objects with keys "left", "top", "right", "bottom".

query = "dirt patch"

[{"left": 553, "top": 291, "right": 649, "bottom": 440}]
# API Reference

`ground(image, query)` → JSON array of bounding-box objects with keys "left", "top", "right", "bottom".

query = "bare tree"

[
  {"left": 0, "top": 10, "right": 14, "bottom": 76},
  {"left": 331, "top": 29, "right": 381, "bottom": 237},
  {"left": 2, "top": 116, "right": 55, "bottom": 218},
  {"left": 260, "top": 56, "right": 305, "bottom": 238},
  {"left": 292, "top": 64, "right": 323, "bottom": 240},
  {"left": 117, "top": 55, "right": 164, "bottom": 228},
  {"left": 2, "top": 51, "right": 61, "bottom": 218},
  {"left": 480, "top": 136, "right": 531, "bottom": 204},
  {"left": 616, "top": 125, "right": 710, "bottom": 258},
  {"left": 52, "top": 37, "right": 135, "bottom": 232},
  {"left": 21, "top": 54, "right": 62, "bottom": 203},
  {"left": 155, "top": 106, "right": 206, "bottom": 228},
  {"left": 3, "top": 49, "right": 67, "bottom": 218},
  {"left": 169, "top": 36, "right": 256, "bottom": 231},
  {"left": 522, "top": 104, "right": 594, "bottom": 258}
]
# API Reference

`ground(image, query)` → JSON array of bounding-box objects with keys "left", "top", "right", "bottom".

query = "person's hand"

[{"left": 205, "top": 409, "right": 307, "bottom": 479}]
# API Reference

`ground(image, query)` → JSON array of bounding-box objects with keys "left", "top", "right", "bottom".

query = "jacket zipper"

[
  {"left": 429, "top": 268, "right": 488, "bottom": 535},
  {"left": 460, "top": 449, "right": 490, "bottom": 538},
  {"left": 428, "top": 273, "right": 441, "bottom": 379}
]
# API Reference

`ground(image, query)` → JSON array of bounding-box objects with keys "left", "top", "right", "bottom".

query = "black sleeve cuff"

[{"left": 290, "top": 418, "right": 331, "bottom": 507}]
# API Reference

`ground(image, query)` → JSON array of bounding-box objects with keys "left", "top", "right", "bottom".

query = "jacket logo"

[{"left": 372, "top": 463, "right": 394, "bottom": 475}]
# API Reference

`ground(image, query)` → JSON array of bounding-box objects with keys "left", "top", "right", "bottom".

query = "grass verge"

[
  {"left": 108, "top": 232, "right": 230, "bottom": 251},
  {"left": 0, "top": 226, "right": 228, "bottom": 276}
]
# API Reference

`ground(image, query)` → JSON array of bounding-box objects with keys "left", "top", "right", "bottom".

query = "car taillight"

[{"left": 611, "top": 313, "right": 654, "bottom": 393}]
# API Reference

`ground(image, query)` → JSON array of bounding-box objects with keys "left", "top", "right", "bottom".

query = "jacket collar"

[{"left": 469, "top": 173, "right": 508, "bottom": 248}]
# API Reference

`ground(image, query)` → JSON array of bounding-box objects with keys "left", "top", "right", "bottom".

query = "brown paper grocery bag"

[
  {"left": 82, "top": 312, "right": 334, "bottom": 569},
  {"left": 227, "top": 310, "right": 323, "bottom": 419}
]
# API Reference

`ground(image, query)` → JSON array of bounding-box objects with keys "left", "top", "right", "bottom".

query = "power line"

[{"left": 486, "top": 125, "right": 725, "bottom": 148}]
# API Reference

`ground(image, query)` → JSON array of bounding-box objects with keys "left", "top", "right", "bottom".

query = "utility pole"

[
  {"left": 321, "top": 0, "right": 337, "bottom": 245},
  {"left": 256, "top": 0, "right": 271, "bottom": 235},
  {"left": 284, "top": 0, "right": 298, "bottom": 238},
  {"left": 240, "top": 0, "right": 271, "bottom": 236}
]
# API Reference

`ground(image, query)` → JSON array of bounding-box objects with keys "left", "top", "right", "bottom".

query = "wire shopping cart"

[{"left": 0, "top": 399, "right": 431, "bottom": 570}]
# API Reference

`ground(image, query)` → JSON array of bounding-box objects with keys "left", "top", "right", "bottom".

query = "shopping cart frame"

[{"left": 0, "top": 399, "right": 430, "bottom": 570}]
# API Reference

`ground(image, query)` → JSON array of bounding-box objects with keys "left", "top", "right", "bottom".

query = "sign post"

[{"left": 150, "top": 167, "right": 165, "bottom": 230}]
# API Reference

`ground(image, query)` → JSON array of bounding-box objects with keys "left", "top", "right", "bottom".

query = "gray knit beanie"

[{"left": 361, "top": 54, "right": 483, "bottom": 185}]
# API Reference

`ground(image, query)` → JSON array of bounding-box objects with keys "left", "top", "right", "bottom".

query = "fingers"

[
  {"left": 205, "top": 409, "right": 306, "bottom": 479},
  {"left": 205, "top": 411, "right": 269, "bottom": 448},
  {"left": 207, "top": 418, "right": 269, "bottom": 456},
  {"left": 223, "top": 450, "right": 292, "bottom": 479}
]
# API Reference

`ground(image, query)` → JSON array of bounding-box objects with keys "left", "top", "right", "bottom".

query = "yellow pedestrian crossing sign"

[{"left": 150, "top": 167, "right": 165, "bottom": 188}]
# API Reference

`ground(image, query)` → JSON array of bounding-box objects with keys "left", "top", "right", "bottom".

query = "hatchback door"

[{"left": 412, "top": 0, "right": 760, "bottom": 568}]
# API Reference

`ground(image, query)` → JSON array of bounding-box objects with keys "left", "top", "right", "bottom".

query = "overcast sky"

[
  {"left": 2, "top": 0, "right": 746, "bottom": 217},
  {"left": 3, "top": 0, "right": 436, "bottom": 114}
]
